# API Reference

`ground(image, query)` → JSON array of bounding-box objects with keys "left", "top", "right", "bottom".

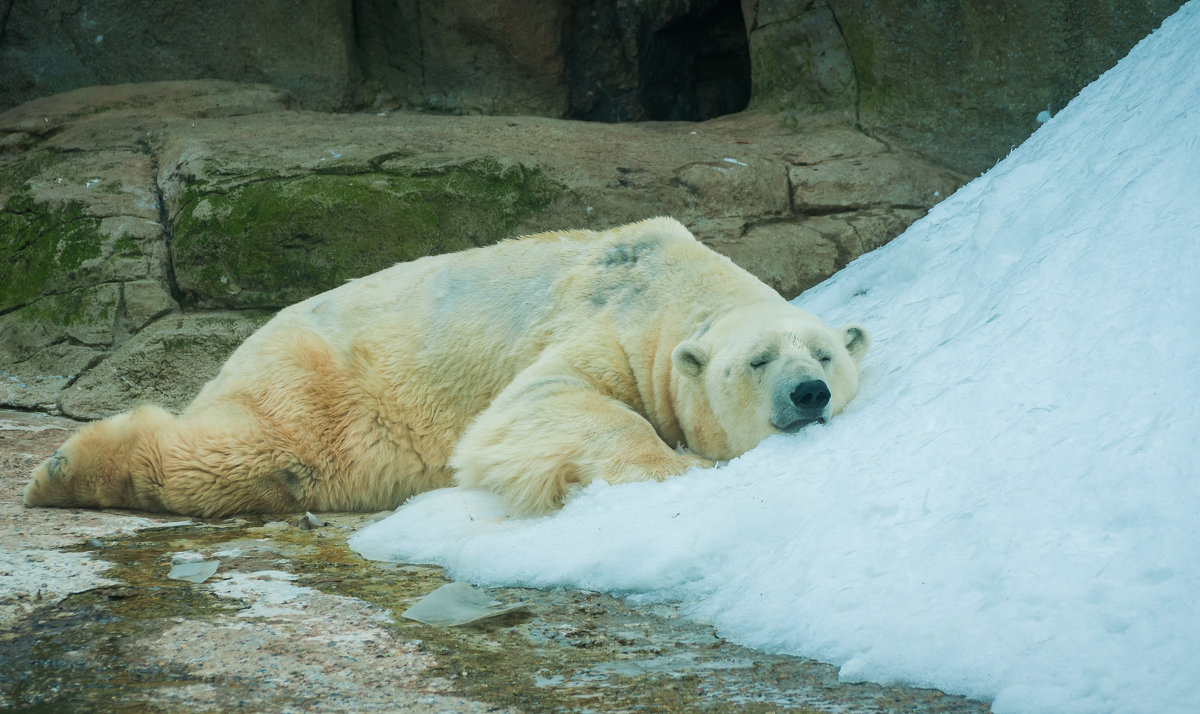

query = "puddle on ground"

[{"left": 0, "top": 514, "right": 991, "bottom": 713}]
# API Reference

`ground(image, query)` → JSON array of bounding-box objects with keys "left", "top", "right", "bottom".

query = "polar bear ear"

[
  {"left": 672, "top": 341, "right": 709, "bottom": 378},
  {"left": 841, "top": 324, "right": 870, "bottom": 364}
]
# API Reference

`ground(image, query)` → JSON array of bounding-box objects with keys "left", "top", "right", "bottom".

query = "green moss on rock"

[
  {"left": 14, "top": 285, "right": 119, "bottom": 337},
  {"left": 173, "top": 160, "right": 566, "bottom": 308},
  {"left": 0, "top": 193, "right": 104, "bottom": 312},
  {"left": 0, "top": 149, "right": 116, "bottom": 312}
]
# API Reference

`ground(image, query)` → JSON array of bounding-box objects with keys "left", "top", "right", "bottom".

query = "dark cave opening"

[{"left": 566, "top": 0, "right": 752, "bottom": 123}]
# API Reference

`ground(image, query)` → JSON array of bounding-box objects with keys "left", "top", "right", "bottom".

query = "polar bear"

[{"left": 25, "top": 218, "right": 869, "bottom": 517}]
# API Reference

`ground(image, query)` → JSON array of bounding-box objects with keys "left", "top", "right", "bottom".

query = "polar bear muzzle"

[{"left": 772, "top": 379, "right": 832, "bottom": 433}]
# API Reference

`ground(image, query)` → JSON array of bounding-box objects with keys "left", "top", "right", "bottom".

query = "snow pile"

[{"left": 352, "top": 4, "right": 1200, "bottom": 712}]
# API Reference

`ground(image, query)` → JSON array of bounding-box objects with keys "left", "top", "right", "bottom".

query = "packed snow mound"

[{"left": 352, "top": 3, "right": 1200, "bottom": 712}]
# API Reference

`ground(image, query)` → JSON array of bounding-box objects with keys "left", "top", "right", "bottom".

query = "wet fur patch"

[
  {"left": 590, "top": 240, "right": 660, "bottom": 308},
  {"left": 599, "top": 240, "right": 658, "bottom": 268}
]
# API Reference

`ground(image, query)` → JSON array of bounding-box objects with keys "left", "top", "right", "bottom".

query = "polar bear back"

[{"left": 207, "top": 218, "right": 777, "bottom": 410}]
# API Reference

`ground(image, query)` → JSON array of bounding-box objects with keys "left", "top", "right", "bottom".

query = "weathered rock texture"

[
  {"left": 355, "top": 0, "right": 572, "bottom": 117},
  {"left": 0, "top": 1, "right": 357, "bottom": 111},
  {"left": 0, "top": 81, "right": 962, "bottom": 417},
  {"left": 0, "top": 1, "right": 1181, "bottom": 416},
  {"left": 818, "top": 0, "right": 1188, "bottom": 174},
  {"left": 0, "top": 1, "right": 1183, "bottom": 173}
]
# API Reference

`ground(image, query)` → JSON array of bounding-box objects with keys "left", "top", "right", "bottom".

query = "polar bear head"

[{"left": 670, "top": 303, "right": 869, "bottom": 461}]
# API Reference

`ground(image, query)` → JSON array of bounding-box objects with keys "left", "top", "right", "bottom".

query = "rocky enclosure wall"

[
  {"left": 0, "top": 82, "right": 962, "bottom": 417},
  {"left": 0, "top": 0, "right": 1183, "bottom": 173},
  {"left": 0, "top": 1, "right": 1184, "bottom": 418}
]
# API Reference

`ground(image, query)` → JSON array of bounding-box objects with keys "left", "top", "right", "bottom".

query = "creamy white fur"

[{"left": 26, "top": 218, "right": 867, "bottom": 516}]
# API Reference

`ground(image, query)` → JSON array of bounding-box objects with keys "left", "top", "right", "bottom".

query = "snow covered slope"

[{"left": 351, "top": 4, "right": 1200, "bottom": 712}]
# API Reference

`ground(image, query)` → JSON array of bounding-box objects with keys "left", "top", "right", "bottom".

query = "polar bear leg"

[
  {"left": 451, "top": 370, "right": 712, "bottom": 516},
  {"left": 24, "top": 403, "right": 308, "bottom": 517},
  {"left": 23, "top": 404, "right": 177, "bottom": 513}
]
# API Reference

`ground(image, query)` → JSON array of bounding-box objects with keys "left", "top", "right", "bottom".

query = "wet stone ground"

[{"left": 0, "top": 409, "right": 991, "bottom": 713}]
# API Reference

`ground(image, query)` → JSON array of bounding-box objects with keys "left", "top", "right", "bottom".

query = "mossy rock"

[
  {"left": 0, "top": 146, "right": 167, "bottom": 314},
  {"left": 0, "top": 285, "right": 121, "bottom": 409},
  {"left": 172, "top": 159, "right": 568, "bottom": 308},
  {"left": 0, "top": 285, "right": 122, "bottom": 354},
  {"left": 0, "top": 193, "right": 104, "bottom": 313}
]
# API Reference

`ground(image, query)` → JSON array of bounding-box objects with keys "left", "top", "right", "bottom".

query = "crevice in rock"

[
  {"left": 824, "top": 0, "right": 860, "bottom": 124},
  {"left": 414, "top": 0, "right": 426, "bottom": 101},
  {"left": 6, "top": 333, "right": 106, "bottom": 363},
  {"left": 366, "top": 150, "right": 417, "bottom": 172},
  {"left": 65, "top": 350, "right": 109, "bottom": 385},
  {"left": 834, "top": 220, "right": 859, "bottom": 266},
  {"left": 136, "top": 139, "right": 185, "bottom": 308},
  {"left": 793, "top": 203, "right": 930, "bottom": 218},
  {"left": 348, "top": 1, "right": 365, "bottom": 100},
  {"left": 0, "top": 400, "right": 71, "bottom": 416},
  {"left": 112, "top": 283, "right": 133, "bottom": 346},
  {"left": 753, "top": 5, "right": 813, "bottom": 31},
  {"left": 795, "top": 206, "right": 858, "bottom": 217},
  {"left": 0, "top": 0, "right": 13, "bottom": 48},
  {"left": 22, "top": 142, "right": 79, "bottom": 156}
]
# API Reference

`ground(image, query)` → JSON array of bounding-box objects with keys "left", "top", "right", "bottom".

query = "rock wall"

[
  {"left": 0, "top": 0, "right": 1186, "bottom": 416},
  {"left": 823, "top": 0, "right": 1188, "bottom": 174},
  {"left": 0, "top": 81, "right": 961, "bottom": 417},
  {"left": 1, "top": 0, "right": 1183, "bottom": 173},
  {"left": 355, "top": 0, "right": 572, "bottom": 117},
  {"left": 740, "top": 0, "right": 1186, "bottom": 173},
  {"left": 0, "top": 1, "right": 358, "bottom": 111}
]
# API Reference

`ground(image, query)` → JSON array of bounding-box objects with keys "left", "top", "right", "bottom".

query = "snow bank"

[{"left": 352, "top": 4, "right": 1200, "bottom": 712}]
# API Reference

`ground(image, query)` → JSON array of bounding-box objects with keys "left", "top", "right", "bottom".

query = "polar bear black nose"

[{"left": 790, "top": 380, "right": 831, "bottom": 410}]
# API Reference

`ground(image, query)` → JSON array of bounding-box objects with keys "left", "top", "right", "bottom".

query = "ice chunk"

[
  {"left": 167, "top": 559, "right": 219, "bottom": 584},
  {"left": 402, "top": 582, "right": 527, "bottom": 626}
]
